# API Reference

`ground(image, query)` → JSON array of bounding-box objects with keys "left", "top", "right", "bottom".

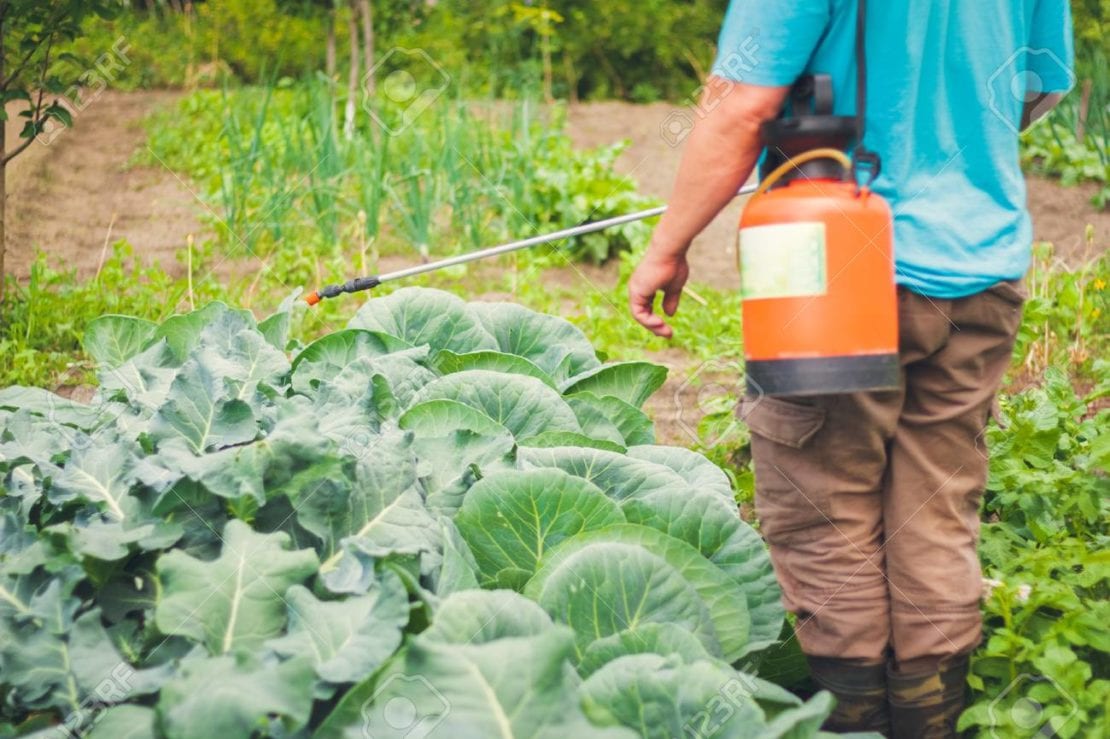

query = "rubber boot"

[
  {"left": 887, "top": 656, "right": 969, "bottom": 739},
  {"left": 807, "top": 657, "right": 891, "bottom": 735}
]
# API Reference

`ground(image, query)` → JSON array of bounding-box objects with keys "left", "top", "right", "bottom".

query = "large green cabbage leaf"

[{"left": 0, "top": 288, "right": 804, "bottom": 738}]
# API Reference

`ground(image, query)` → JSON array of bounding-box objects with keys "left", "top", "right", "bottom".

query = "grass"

[
  {"left": 0, "top": 243, "right": 221, "bottom": 387},
  {"left": 1012, "top": 234, "right": 1109, "bottom": 383}
]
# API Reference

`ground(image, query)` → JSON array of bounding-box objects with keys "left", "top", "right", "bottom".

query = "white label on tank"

[{"left": 738, "top": 221, "right": 828, "bottom": 300}]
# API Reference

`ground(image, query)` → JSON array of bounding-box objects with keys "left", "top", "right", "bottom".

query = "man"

[{"left": 628, "top": 1, "right": 1073, "bottom": 736}]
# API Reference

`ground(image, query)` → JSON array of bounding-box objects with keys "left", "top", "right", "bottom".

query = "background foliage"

[
  {"left": 72, "top": 0, "right": 730, "bottom": 101},
  {"left": 66, "top": 0, "right": 1110, "bottom": 208}
]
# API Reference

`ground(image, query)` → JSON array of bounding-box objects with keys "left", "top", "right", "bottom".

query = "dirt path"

[{"left": 5, "top": 91, "right": 202, "bottom": 280}]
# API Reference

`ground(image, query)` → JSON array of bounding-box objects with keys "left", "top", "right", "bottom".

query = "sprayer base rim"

[{"left": 745, "top": 352, "right": 900, "bottom": 397}]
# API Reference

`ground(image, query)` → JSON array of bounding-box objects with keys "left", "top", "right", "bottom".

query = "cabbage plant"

[{"left": 0, "top": 288, "right": 834, "bottom": 738}]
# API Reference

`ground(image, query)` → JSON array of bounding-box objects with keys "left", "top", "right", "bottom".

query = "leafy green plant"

[
  {"left": 960, "top": 371, "right": 1110, "bottom": 737},
  {"left": 514, "top": 138, "right": 657, "bottom": 263},
  {"left": 983, "top": 371, "right": 1108, "bottom": 543},
  {"left": 1011, "top": 239, "right": 1108, "bottom": 383},
  {"left": 0, "top": 287, "right": 834, "bottom": 738},
  {"left": 1021, "top": 118, "right": 1110, "bottom": 209},
  {"left": 140, "top": 83, "right": 654, "bottom": 270}
]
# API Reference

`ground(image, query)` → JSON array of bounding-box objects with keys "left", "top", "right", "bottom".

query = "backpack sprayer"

[
  {"left": 733, "top": 0, "right": 898, "bottom": 396},
  {"left": 307, "top": 0, "right": 898, "bottom": 398}
]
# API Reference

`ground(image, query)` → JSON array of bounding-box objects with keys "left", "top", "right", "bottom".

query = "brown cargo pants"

[{"left": 740, "top": 281, "right": 1025, "bottom": 668}]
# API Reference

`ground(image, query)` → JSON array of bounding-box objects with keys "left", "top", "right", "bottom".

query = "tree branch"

[
  {"left": 3, "top": 31, "right": 54, "bottom": 166},
  {"left": 1, "top": 34, "right": 49, "bottom": 89},
  {"left": 2, "top": 128, "right": 32, "bottom": 164},
  {"left": 0, "top": 7, "right": 66, "bottom": 89}
]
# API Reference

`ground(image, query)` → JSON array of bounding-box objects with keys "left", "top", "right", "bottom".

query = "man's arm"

[
  {"left": 1021, "top": 92, "right": 1065, "bottom": 131},
  {"left": 1021, "top": 0, "right": 1074, "bottom": 131},
  {"left": 628, "top": 79, "right": 789, "bottom": 338}
]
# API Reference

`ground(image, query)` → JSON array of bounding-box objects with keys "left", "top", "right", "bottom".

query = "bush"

[
  {"left": 70, "top": 0, "right": 328, "bottom": 89},
  {"left": 67, "top": 0, "right": 728, "bottom": 101}
]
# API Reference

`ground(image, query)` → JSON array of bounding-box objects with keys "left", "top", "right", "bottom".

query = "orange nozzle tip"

[{"left": 305, "top": 292, "right": 321, "bottom": 306}]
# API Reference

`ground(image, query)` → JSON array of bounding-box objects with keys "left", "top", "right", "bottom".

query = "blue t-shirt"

[{"left": 712, "top": 0, "right": 1075, "bottom": 298}]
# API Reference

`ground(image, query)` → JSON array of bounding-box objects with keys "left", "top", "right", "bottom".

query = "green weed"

[
  {"left": 962, "top": 371, "right": 1110, "bottom": 737},
  {"left": 0, "top": 243, "right": 220, "bottom": 387},
  {"left": 1013, "top": 237, "right": 1109, "bottom": 382}
]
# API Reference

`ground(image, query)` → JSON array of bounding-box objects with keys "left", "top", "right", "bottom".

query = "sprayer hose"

[{"left": 752, "top": 148, "right": 854, "bottom": 198}]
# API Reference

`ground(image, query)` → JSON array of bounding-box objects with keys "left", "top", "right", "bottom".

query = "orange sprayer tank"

[{"left": 738, "top": 178, "right": 899, "bottom": 396}]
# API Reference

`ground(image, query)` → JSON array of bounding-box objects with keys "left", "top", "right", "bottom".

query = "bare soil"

[
  {"left": 565, "top": 101, "right": 748, "bottom": 291},
  {"left": 5, "top": 91, "right": 201, "bottom": 280}
]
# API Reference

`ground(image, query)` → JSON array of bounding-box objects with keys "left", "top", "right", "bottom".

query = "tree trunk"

[
  {"left": 325, "top": 6, "right": 337, "bottom": 80},
  {"left": 359, "top": 0, "right": 375, "bottom": 95},
  {"left": 1, "top": 120, "right": 6, "bottom": 304},
  {"left": 563, "top": 52, "right": 579, "bottom": 105},
  {"left": 591, "top": 46, "right": 625, "bottom": 99},
  {"left": 343, "top": 2, "right": 360, "bottom": 140},
  {"left": 541, "top": 32, "right": 554, "bottom": 104},
  {"left": 1076, "top": 78, "right": 1092, "bottom": 143},
  {"left": 183, "top": 1, "right": 195, "bottom": 89},
  {"left": 1, "top": 19, "right": 6, "bottom": 303}
]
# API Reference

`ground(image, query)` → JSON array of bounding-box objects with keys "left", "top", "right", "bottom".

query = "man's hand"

[
  {"left": 622, "top": 78, "right": 788, "bottom": 340},
  {"left": 628, "top": 247, "right": 690, "bottom": 338}
]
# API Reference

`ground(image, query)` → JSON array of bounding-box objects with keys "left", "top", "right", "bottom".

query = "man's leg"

[
  {"left": 741, "top": 390, "right": 900, "bottom": 731},
  {"left": 741, "top": 286, "right": 954, "bottom": 733},
  {"left": 883, "top": 282, "right": 1024, "bottom": 737}
]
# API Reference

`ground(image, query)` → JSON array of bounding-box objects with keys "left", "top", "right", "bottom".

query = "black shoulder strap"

[{"left": 853, "top": 0, "right": 882, "bottom": 185}]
